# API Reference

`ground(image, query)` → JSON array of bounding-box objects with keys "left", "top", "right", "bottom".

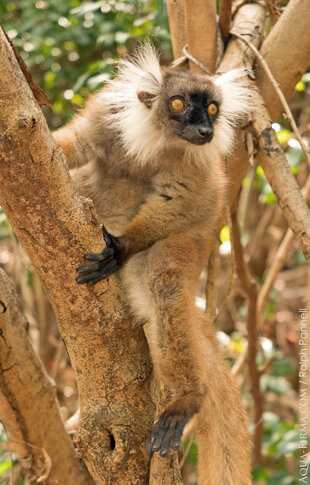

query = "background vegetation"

[{"left": 0, "top": 0, "right": 309, "bottom": 484}]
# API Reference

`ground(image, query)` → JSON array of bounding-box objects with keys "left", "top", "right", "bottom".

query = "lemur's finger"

[
  {"left": 160, "top": 424, "right": 177, "bottom": 457},
  {"left": 172, "top": 422, "right": 185, "bottom": 450},
  {"left": 87, "top": 261, "right": 120, "bottom": 285},
  {"left": 76, "top": 260, "right": 120, "bottom": 284},
  {"left": 146, "top": 437, "right": 154, "bottom": 457},
  {"left": 76, "top": 270, "right": 103, "bottom": 284},
  {"left": 84, "top": 247, "right": 114, "bottom": 261},
  {"left": 76, "top": 255, "right": 114, "bottom": 275}
]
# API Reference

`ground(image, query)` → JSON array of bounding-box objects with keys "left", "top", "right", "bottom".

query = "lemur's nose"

[{"left": 198, "top": 126, "right": 213, "bottom": 141}]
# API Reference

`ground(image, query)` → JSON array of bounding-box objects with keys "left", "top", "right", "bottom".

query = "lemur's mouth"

[{"left": 179, "top": 132, "right": 214, "bottom": 145}]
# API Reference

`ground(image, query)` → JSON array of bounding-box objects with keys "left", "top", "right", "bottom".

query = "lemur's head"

[
  {"left": 147, "top": 68, "right": 222, "bottom": 146},
  {"left": 100, "top": 44, "right": 252, "bottom": 165}
]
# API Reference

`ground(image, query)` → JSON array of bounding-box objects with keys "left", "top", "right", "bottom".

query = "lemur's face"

[{"left": 154, "top": 70, "right": 222, "bottom": 146}]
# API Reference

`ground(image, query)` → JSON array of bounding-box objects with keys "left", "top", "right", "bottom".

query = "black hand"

[
  {"left": 146, "top": 410, "right": 187, "bottom": 458},
  {"left": 76, "top": 225, "right": 122, "bottom": 285}
]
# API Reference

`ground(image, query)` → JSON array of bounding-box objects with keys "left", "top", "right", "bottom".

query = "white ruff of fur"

[
  {"left": 99, "top": 46, "right": 252, "bottom": 166},
  {"left": 212, "top": 69, "right": 253, "bottom": 158},
  {"left": 99, "top": 45, "right": 166, "bottom": 165}
]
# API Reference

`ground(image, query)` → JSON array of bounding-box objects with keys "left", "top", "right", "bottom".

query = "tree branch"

[
  {"left": 219, "top": 2, "right": 265, "bottom": 72},
  {"left": 166, "top": 0, "right": 186, "bottom": 59},
  {"left": 230, "top": 30, "right": 310, "bottom": 169},
  {"left": 0, "top": 268, "right": 94, "bottom": 485},
  {"left": 184, "top": 0, "right": 218, "bottom": 73},
  {"left": 256, "top": 0, "right": 310, "bottom": 120},
  {"left": 219, "top": 0, "right": 232, "bottom": 44},
  {"left": 218, "top": 0, "right": 310, "bottom": 220},
  {"left": 253, "top": 92, "right": 310, "bottom": 264}
]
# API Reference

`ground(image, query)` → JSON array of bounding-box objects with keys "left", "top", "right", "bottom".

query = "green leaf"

[
  {"left": 261, "top": 375, "right": 291, "bottom": 395},
  {"left": 181, "top": 439, "right": 198, "bottom": 466},
  {"left": 263, "top": 412, "right": 280, "bottom": 430},
  {"left": 286, "top": 147, "right": 304, "bottom": 167},
  {"left": 0, "top": 460, "right": 11, "bottom": 475},
  {"left": 295, "top": 81, "right": 306, "bottom": 92},
  {"left": 220, "top": 225, "right": 230, "bottom": 243},
  {"left": 252, "top": 467, "right": 269, "bottom": 481},
  {"left": 271, "top": 357, "right": 293, "bottom": 377},
  {"left": 44, "top": 71, "right": 56, "bottom": 89},
  {"left": 276, "top": 429, "right": 299, "bottom": 454},
  {"left": 302, "top": 73, "right": 310, "bottom": 83},
  {"left": 262, "top": 192, "right": 276, "bottom": 205},
  {"left": 71, "top": 93, "right": 84, "bottom": 106},
  {"left": 276, "top": 129, "right": 291, "bottom": 144},
  {"left": 256, "top": 165, "right": 265, "bottom": 177},
  {"left": 267, "top": 470, "right": 295, "bottom": 485}
]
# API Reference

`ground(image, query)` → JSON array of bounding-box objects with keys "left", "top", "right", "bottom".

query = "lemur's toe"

[{"left": 146, "top": 410, "right": 187, "bottom": 457}]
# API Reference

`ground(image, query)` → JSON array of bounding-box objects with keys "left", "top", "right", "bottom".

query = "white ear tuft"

[
  {"left": 212, "top": 69, "right": 253, "bottom": 156},
  {"left": 115, "top": 43, "right": 162, "bottom": 96},
  {"left": 215, "top": 68, "right": 253, "bottom": 122},
  {"left": 98, "top": 43, "right": 164, "bottom": 164}
]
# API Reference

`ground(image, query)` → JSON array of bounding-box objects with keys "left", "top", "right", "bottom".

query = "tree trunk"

[{"left": 0, "top": 268, "right": 94, "bottom": 485}]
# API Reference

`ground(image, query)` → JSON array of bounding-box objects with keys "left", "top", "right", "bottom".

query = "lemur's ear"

[{"left": 137, "top": 91, "right": 157, "bottom": 109}]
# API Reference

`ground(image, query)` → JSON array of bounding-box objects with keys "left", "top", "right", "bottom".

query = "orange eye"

[
  {"left": 170, "top": 97, "right": 185, "bottom": 111},
  {"left": 208, "top": 103, "right": 218, "bottom": 116}
]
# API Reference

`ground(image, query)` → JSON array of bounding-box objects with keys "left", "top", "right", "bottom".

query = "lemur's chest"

[{"left": 90, "top": 174, "right": 150, "bottom": 235}]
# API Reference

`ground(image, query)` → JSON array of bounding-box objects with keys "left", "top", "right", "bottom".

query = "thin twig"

[
  {"left": 232, "top": 342, "right": 248, "bottom": 376},
  {"left": 182, "top": 45, "right": 212, "bottom": 75},
  {"left": 258, "top": 356, "right": 275, "bottom": 376},
  {"left": 265, "top": 0, "right": 280, "bottom": 23},
  {"left": 230, "top": 30, "right": 310, "bottom": 169},
  {"left": 181, "top": 416, "right": 197, "bottom": 445},
  {"left": 256, "top": 230, "right": 294, "bottom": 326},
  {"left": 179, "top": 437, "right": 194, "bottom": 468}
]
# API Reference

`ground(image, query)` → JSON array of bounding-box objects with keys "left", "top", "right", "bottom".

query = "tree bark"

[
  {"left": 218, "top": 0, "right": 310, "bottom": 209},
  {"left": 219, "top": 0, "right": 232, "bottom": 44},
  {"left": 256, "top": 0, "right": 310, "bottom": 119},
  {"left": 0, "top": 28, "right": 154, "bottom": 485},
  {"left": 0, "top": 268, "right": 94, "bottom": 485},
  {"left": 166, "top": 0, "right": 186, "bottom": 59},
  {"left": 184, "top": 0, "right": 217, "bottom": 73},
  {"left": 253, "top": 92, "right": 310, "bottom": 263}
]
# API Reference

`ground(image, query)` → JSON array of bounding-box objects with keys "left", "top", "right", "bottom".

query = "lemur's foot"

[
  {"left": 76, "top": 225, "right": 121, "bottom": 285},
  {"left": 146, "top": 410, "right": 187, "bottom": 458}
]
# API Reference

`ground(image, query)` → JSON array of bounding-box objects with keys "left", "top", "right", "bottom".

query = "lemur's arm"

[{"left": 76, "top": 177, "right": 219, "bottom": 285}]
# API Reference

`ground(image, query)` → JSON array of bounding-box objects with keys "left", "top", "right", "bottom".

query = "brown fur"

[{"left": 54, "top": 64, "right": 252, "bottom": 483}]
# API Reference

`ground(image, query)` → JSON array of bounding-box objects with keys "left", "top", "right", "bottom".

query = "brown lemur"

[{"left": 54, "top": 45, "right": 252, "bottom": 484}]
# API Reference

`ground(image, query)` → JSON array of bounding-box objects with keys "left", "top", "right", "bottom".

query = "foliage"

[{"left": 0, "top": 0, "right": 171, "bottom": 128}]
